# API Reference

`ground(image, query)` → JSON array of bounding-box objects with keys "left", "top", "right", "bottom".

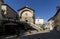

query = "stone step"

[{"left": 27, "top": 22, "right": 42, "bottom": 30}]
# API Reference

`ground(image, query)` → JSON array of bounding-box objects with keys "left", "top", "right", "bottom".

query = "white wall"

[{"left": 35, "top": 18, "right": 44, "bottom": 25}]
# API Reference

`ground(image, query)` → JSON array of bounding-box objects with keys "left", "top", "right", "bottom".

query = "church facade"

[{"left": 18, "top": 6, "right": 35, "bottom": 24}]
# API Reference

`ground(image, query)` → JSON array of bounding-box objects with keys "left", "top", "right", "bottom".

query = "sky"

[{"left": 4, "top": 0, "right": 60, "bottom": 23}]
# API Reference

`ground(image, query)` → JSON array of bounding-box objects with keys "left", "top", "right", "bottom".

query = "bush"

[
  {"left": 28, "top": 30, "right": 31, "bottom": 33},
  {"left": 40, "top": 24, "right": 45, "bottom": 30}
]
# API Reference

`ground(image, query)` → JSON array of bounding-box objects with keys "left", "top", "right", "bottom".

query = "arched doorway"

[
  {"left": 25, "top": 20, "right": 28, "bottom": 22},
  {"left": 3, "top": 23, "right": 19, "bottom": 35}
]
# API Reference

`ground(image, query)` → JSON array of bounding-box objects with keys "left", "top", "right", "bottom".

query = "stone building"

[
  {"left": 0, "top": 0, "right": 18, "bottom": 20},
  {"left": 0, "top": 0, "right": 4, "bottom": 15},
  {"left": 1, "top": 4, "right": 18, "bottom": 20},
  {"left": 18, "top": 6, "right": 35, "bottom": 24},
  {"left": 0, "top": 0, "right": 19, "bottom": 34},
  {"left": 48, "top": 19, "right": 55, "bottom": 30},
  {"left": 48, "top": 8, "right": 60, "bottom": 31},
  {"left": 0, "top": 0, "right": 4, "bottom": 5}
]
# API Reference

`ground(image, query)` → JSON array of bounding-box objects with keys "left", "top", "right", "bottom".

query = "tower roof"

[{"left": 18, "top": 5, "right": 35, "bottom": 12}]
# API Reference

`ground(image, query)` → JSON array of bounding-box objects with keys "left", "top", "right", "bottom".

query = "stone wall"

[{"left": 1, "top": 4, "right": 18, "bottom": 20}]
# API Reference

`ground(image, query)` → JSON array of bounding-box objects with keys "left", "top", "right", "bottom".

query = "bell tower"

[{"left": 18, "top": 6, "right": 35, "bottom": 24}]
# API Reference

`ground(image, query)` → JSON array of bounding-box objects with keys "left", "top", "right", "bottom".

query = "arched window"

[{"left": 25, "top": 13, "right": 28, "bottom": 15}]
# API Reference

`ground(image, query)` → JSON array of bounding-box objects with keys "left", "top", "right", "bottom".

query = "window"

[
  {"left": 25, "top": 13, "right": 28, "bottom": 15},
  {"left": 37, "top": 19, "right": 39, "bottom": 21},
  {"left": 25, "top": 20, "right": 28, "bottom": 22},
  {"left": 25, "top": 18, "right": 27, "bottom": 20}
]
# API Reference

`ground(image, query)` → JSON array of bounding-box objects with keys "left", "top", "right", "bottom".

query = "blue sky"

[{"left": 4, "top": 0, "right": 60, "bottom": 23}]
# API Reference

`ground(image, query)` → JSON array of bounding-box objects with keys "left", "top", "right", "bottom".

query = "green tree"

[{"left": 40, "top": 24, "right": 45, "bottom": 30}]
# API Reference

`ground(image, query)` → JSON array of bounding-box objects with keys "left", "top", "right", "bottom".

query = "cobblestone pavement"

[{"left": 2, "top": 30, "right": 60, "bottom": 39}]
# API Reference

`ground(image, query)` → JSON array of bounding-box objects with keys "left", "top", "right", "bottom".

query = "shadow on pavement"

[{"left": 19, "top": 30, "right": 60, "bottom": 39}]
